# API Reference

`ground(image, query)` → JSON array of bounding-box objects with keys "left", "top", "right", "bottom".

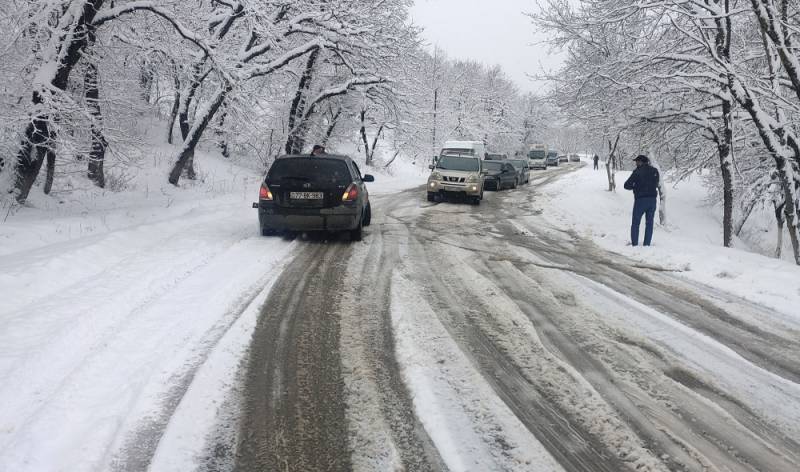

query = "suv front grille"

[{"left": 445, "top": 176, "right": 465, "bottom": 183}]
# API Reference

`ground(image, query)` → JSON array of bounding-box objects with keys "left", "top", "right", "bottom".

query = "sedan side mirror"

[
  {"left": 480, "top": 170, "right": 489, "bottom": 175},
  {"left": 428, "top": 164, "right": 435, "bottom": 170},
  {"left": 363, "top": 174, "right": 375, "bottom": 182}
]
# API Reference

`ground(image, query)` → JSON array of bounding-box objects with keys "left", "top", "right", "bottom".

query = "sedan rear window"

[{"left": 268, "top": 158, "right": 352, "bottom": 186}]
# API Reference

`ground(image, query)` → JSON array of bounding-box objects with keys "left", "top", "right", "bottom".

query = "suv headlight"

[
  {"left": 466, "top": 174, "right": 479, "bottom": 183},
  {"left": 429, "top": 171, "right": 442, "bottom": 181}
]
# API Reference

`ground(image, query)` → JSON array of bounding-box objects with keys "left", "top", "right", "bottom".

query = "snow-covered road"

[
  {"left": 234, "top": 165, "right": 800, "bottom": 472},
  {"left": 3, "top": 165, "right": 799, "bottom": 472}
]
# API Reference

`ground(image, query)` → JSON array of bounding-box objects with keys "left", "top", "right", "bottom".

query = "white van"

[
  {"left": 439, "top": 140, "right": 487, "bottom": 160},
  {"left": 528, "top": 143, "right": 548, "bottom": 169}
]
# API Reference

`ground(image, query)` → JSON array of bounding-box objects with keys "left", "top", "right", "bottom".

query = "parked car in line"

[
  {"left": 482, "top": 160, "right": 518, "bottom": 190},
  {"left": 253, "top": 154, "right": 374, "bottom": 241},
  {"left": 427, "top": 155, "right": 485, "bottom": 205},
  {"left": 546, "top": 150, "right": 560, "bottom": 167},
  {"left": 528, "top": 144, "right": 548, "bottom": 170},
  {"left": 439, "top": 140, "right": 486, "bottom": 160},
  {"left": 569, "top": 153, "right": 581, "bottom": 162},
  {"left": 506, "top": 158, "right": 530, "bottom": 184},
  {"left": 558, "top": 154, "right": 568, "bottom": 163}
]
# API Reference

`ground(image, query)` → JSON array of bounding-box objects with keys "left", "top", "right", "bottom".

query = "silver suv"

[{"left": 427, "top": 156, "right": 484, "bottom": 205}]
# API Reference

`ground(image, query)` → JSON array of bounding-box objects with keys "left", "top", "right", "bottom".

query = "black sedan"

[
  {"left": 506, "top": 159, "right": 530, "bottom": 184},
  {"left": 253, "top": 154, "right": 373, "bottom": 241},
  {"left": 482, "top": 161, "right": 518, "bottom": 190}
]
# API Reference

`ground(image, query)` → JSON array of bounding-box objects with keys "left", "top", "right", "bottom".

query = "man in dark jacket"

[
  {"left": 593, "top": 154, "right": 600, "bottom": 170},
  {"left": 623, "top": 155, "right": 660, "bottom": 246}
]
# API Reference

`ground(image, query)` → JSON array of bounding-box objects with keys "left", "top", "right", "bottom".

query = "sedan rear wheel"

[
  {"left": 350, "top": 217, "right": 363, "bottom": 242},
  {"left": 363, "top": 203, "right": 372, "bottom": 226}
]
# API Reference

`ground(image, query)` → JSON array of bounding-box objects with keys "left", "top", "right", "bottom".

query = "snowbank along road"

[
  {"left": 233, "top": 165, "right": 800, "bottom": 472},
  {"left": 0, "top": 198, "right": 296, "bottom": 472}
]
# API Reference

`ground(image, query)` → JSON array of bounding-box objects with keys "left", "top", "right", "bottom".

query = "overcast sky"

[{"left": 409, "top": 0, "right": 564, "bottom": 94}]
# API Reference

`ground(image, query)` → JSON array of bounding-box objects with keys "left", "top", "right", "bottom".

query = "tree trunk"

[
  {"left": 85, "top": 36, "right": 106, "bottom": 188},
  {"left": 384, "top": 148, "right": 401, "bottom": 168},
  {"left": 605, "top": 133, "right": 620, "bottom": 192},
  {"left": 359, "top": 108, "right": 370, "bottom": 163},
  {"left": 321, "top": 108, "right": 341, "bottom": 146},
  {"left": 173, "top": 62, "right": 210, "bottom": 178},
  {"left": 718, "top": 99, "right": 734, "bottom": 247},
  {"left": 285, "top": 48, "right": 319, "bottom": 154},
  {"left": 781, "top": 179, "right": 800, "bottom": 264},
  {"left": 14, "top": 109, "right": 50, "bottom": 202},
  {"left": 432, "top": 87, "right": 438, "bottom": 157},
  {"left": 713, "top": 6, "right": 735, "bottom": 247},
  {"left": 738, "top": 24, "right": 800, "bottom": 263},
  {"left": 169, "top": 85, "right": 230, "bottom": 185},
  {"left": 775, "top": 200, "right": 785, "bottom": 258},
  {"left": 729, "top": 76, "right": 800, "bottom": 264},
  {"left": 734, "top": 197, "right": 760, "bottom": 237},
  {"left": 217, "top": 110, "right": 229, "bottom": 158},
  {"left": 167, "top": 73, "right": 180, "bottom": 144},
  {"left": 43, "top": 144, "right": 56, "bottom": 195},
  {"left": 367, "top": 123, "right": 385, "bottom": 165},
  {"left": 11, "top": 0, "right": 106, "bottom": 202},
  {"left": 139, "top": 59, "right": 153, "bottom": 104}
]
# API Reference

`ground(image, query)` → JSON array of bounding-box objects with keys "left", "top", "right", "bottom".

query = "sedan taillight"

[
  {"left": 342, "top": 183, "right": 359, "bottom": 202},
  {"left": 259, "top": 184, "right": 273, "bottom": 200}
]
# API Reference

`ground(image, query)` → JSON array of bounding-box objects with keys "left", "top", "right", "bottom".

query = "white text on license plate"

[{"left": 290, "top": 191, "right": 323, "bottom": 199}]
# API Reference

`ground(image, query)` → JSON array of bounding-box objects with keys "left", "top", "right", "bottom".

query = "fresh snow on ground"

[
  {"left": 0, "top": 140, "right": 425, "bottom": 471},
  {"left": 538, "top": 163, "right": 800, "bottom": 318}
]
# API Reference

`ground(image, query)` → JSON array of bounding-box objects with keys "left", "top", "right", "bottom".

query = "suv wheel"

[
  {"left": 513, "top": 178, "right": 518, "bottom": 189},
  {"left": 472, "top": 196, "right": 481, "bottom": 206},
  {"left": 261, "top": 226, "right": 276, "bottom": 237},
  {"left": 363, "top": 203, "right": 372, "bottom": 226},
  {"left": 427, "top": 192, "right": 436, "bottom": 202},
  {"left": 350, "top": 217, "right": 363, "bottom": 241}
]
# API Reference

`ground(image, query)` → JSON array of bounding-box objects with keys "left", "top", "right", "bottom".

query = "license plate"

[{"left": 290, "top": 191, "right": 323, "bottom": 200}]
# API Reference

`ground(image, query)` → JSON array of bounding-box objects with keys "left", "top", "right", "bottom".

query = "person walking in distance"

[
  {"left": 593, "top": 154, "right": 600, "bottom": 170},
  {"left": 624, "top": 155, "right": 660, "bottom": 246}
]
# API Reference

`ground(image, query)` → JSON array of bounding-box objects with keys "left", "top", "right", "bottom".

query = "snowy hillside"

[{"left": 540, "top": 164, "right": 800, "bottom": 317}]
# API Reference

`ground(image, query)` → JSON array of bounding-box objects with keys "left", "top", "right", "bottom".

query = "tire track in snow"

[
  {"left": 337, "top": 204, "right": 449, "bottom": 471},
  {"left": 490, "top": 189, "right": 800, "bottom": 387},
  {"left": 481, "top": 184, "right": 800, "bottom": 470},
  {"left": 110, "top": 240, "right": 295, "bottom": 472},
  {"left": 235, "top": 193, "right": 448, "bottom": 472},
  {"left": 235, "top": 243, "right": 352, "bottom": 471},
  {"left": 487, "top": 258, "right": 800, "bottom": 472},
  {"left": 402, "top": 215, "right": 641, "bottom": 472}
]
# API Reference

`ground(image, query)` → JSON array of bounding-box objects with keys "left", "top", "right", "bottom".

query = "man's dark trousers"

[{"left": 631, "top": 197, "right": 657, "bottom": 246}]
